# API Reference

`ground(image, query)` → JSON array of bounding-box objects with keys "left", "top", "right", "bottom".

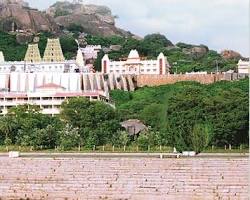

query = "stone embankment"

[
  {"left": 0, "top": 156, "right": 248, "bottom": 199},
  {"left": 136, "top": 73, "right": 248, "bottom": 87}
]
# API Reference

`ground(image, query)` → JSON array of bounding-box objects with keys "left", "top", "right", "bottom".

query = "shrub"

[
  {"left": 191, "top": 124, "right": 212, "bottom": 153},
  {"left": 137, "top": 134, "right": 149, "bottom": 151},
  {"left": 58, "top": 124, "right": 80, "bottom": 150}
]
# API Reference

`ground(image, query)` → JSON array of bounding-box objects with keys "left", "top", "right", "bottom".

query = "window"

[{"left": 147, "top": 69, "right": 150, "bottom": 72}]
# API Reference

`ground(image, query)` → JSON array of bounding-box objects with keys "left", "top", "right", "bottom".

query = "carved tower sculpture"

[{"left": 43, "top": 39, "right": 65, "bottom": 62}]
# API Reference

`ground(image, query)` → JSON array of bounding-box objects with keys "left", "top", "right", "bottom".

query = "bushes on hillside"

[
  {"left": 112, "top": 79, "right": 249, "bottom": 150},
  {"left": 0, "top": 80, "right": 248, "bottom": 152}
]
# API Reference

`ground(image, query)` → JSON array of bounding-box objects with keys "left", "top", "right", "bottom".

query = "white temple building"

[
  {"left": 237, "top": 59, "right": 250, "bottom": 74},
  {"left": 81, "top": 45, "right": 102, "bottom": 60},
  {"left": 0, "top": 39, "right": 111, "bottom": 115},
  {"left": 0, "top": 39, "right": 90, "bottom": 73},
  {"left": 0, "top": 72, "right": 113, "bottom": 115},
  {"left": 101, "top": 49, "right": 171, "bottom": 75}
]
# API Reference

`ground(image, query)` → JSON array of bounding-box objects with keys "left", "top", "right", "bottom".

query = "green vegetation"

[
  {"left": 0, "top": 31, "right": 78, "bottom": 61},
  {"left": 54, "top": 9, "right": 70, "bottom": 18},
  {"left": 0, "top": 98, "right": 122, "bottom": 150},
  {"left": 0, "top": 31, "right": 27, "bottom": 61},
  {"left": 0, "top": 79, "right": 248, "bottom": 153},
  {"left": 111, "top": 78, "right": 249, "bottom": 152}
]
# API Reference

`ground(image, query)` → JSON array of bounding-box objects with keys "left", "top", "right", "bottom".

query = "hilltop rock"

[
  {"left": 177, "top": 43, "right": 209, "bottom": 58},
  {"left": 110, "top": 45, "right": 122, "bottom": 51},
  {"left": 46, "top": 1, "right": 132, "bottom": 37},
  {"left": 16, "top": 32, "right": 33, "bottom": 44},
  {"left": 220, "top": 50, "right": 242, "bottom": 60},
  {"left": 0, "top": 0, "right": 59, "bottom": 33}
]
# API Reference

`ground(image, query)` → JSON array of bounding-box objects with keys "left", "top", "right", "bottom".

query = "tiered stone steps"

[{"left": 0, "top": 157, "right": 248, "bottom": 199}]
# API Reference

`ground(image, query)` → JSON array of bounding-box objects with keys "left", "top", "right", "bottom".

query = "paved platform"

[{"left": 0, "top": 156, "right": 249, "bottom": 199}]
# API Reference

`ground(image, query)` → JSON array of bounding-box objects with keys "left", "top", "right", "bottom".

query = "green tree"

[
  {"left": 118, "top": 131, "right": 130, "bottom": 146},
  {"left": 94, "top": 50, "right": 105, "bottom": 72},
  {"left": 60, "top": 36, "right": 78, "bottom": 59},
  {"left": 0, "top": 116, "right": 17, "bottom": 144},
  {"left": 58, "top": 124, "right": 80, "bottom": 150},
  {"left": 61, "top": 97, "right": 121, "bottom": 147},
  {"left": 32, "top": 125, "right": 59, "bottom": 149},
  {"left": 139, "top": 33, "right": 173, "bottom": 57},
  {"left": 137, "top": 133, "right": 149, "bottom": 150},
  {"left": 191, "top": 123, "right": 212, "bottom": 153}
]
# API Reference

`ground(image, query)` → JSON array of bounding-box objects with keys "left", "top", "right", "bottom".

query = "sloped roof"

[
  {"left": 120, "top": 119, "right": 147, "bottom": 135},
  {"left": 36, "top": 83, "right": 65, "bottom": 89},
  {"left": 128, "top": 50, "right": 140, "bottom": 59}
]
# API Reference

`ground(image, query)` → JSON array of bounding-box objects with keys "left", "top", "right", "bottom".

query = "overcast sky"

[{"left": 27, "top": 0, "right": 249, "bottom": 56}]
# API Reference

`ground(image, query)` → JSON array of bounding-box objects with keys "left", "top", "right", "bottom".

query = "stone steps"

[{"left": 0, "top": 157, "right": 248, "bottom": 199}]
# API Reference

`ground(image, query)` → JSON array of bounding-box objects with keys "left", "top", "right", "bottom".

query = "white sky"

[{"left": 27, "top": 0, "right": 249, "bottom": 57}]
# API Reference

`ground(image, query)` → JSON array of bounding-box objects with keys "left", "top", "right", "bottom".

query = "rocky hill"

[
  {"left": 220, "top": 50, "right": 243, "bottom": 60},
  {"left": 0, "top": 0, "right": 132, "bottom": 37},
  {"left": 0, "top": 0, "right": 58, "bottom": 33},
  {"left": 46, "top": 1, "right": 132, "bottom": 37}
]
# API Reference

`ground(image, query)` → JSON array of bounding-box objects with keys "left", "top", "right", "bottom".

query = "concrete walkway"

[{"left": 0, "top": 152, "right": 248, "bottom": 158}]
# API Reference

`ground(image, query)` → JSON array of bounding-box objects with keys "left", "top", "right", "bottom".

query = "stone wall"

[{"left": 136, "top": 73, "right": 225, "bottom": 87}]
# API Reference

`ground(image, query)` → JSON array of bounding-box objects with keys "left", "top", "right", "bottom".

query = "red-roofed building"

[
  {"left": 0, "top": 90, "right": 113, "bottom": 116},
  {"left": 36, "top": 83, "right": 66, "bottom": 92}
]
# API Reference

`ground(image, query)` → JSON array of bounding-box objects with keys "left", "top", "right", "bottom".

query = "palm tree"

[{"left": 0, "top": 116, "right": 15, "bottom": 141}]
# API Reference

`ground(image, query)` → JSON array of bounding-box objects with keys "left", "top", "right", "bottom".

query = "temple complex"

[
  {"left": 0, "top": 38, "right": 247, "bottom": 115},
  {"left": 0, "top": 38, "right": 104, "bottom": 115},
  {"left": 0, "top": 38, "right": 89, "bottom": 73},
  {"left": 102, "top": 49, "right": 171, "bottom": 75}
]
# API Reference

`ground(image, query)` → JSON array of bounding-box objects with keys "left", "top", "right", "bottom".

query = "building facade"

[
  {"left": 101, "top": 49, "right": 171, "bottom": 75},
  {"left": 238, "top": 59, "right": 250, "bottom": 74},
  {"left": 0, "top": 89, "right": 110, "bottom": 116},
  {"left": 0, "top": 73, "right": 112, "bottom": 115}
]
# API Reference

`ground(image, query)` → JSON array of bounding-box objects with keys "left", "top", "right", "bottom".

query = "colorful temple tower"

[
  {"left": 43, "top": 39, "right": 65, "bottom": 62},
  {"left": 24, "top": 44, "right": 41, "bottom": 63}
]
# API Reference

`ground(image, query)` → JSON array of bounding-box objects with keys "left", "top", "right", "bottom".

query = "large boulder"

[
  {"left": 181, "top": 44, "right": 209, "bottom": 58},
  {"left": 16, "top": 32, "right": 33, "bottom": 44},
  {"left": 220, "top": 50, "right": 242, "bottom": 60},
  {"left": 46, "top": 1, "right": 133, "bottom": 37},
  {"left": 110, "top": 45, "right": 122, "bottom": 51},
  {"left": 0, "top": 0, "right": 59, "bottom": 33}
]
